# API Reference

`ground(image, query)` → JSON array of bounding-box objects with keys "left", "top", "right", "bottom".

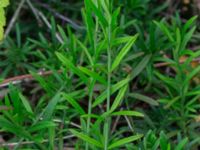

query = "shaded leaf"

[
  {"left": 70, "top": 129, "right": 103, "bottom": 148},
  {"left": 111, "top": 35, "right": 138, "bottom": 71},
  {"left": 129, "top": 93, "right": 159, "bottom": 106},
  {"left": 111, "top": 110, "right": 144, "bottom": 117},
  {"left": 108, "top": 134, "right": 143, "bottom": 149},
  {"left": 62, "top": 93, "right": 85, "bottom": 115}
]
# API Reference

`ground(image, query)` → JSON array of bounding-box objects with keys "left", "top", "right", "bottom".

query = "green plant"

[
  {"left": 56, "top": 1, "right": 146, "bottom": 149},
  {"left": 154, "top": 16, "right": 200, "bottom": 135},
  {"left": 0, "top": 24, "right": 36, "bottom": 78},
  {"left": 0, "top": 85, "right": 58, "bottom": 149},
  {"left": 134, "top": 130, "right": 188, "bottom": 150},
  {"left": 1, "top": 0, "right": 200, "bottom": 149}
]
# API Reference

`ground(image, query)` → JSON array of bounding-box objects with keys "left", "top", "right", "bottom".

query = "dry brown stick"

[
  {"left": 1, "top": 57, "right": 200, "bottom": 88},
  {"left": 154, "top": 57, "right": 200, "bottom": 67},
  {"left": 26, "top": 0, "right": 42, "bottom": 25},
  {"left": 0, "top": 70, "right": 62, "bottom": 88},
  {"left": 33, "top": 0, "right": 84, "bottom": 30},
  {"left": 0, "top": 106, "right": 13, "bottom": 111},
  {"left": 0, "top": 135, "right": 75, "bottom": 147},
  {"left": 5, "top": 0, "right": 26, "bottom": 37},
  {"left": 25, "top": 0, "right": 64, "bottom": 44}
]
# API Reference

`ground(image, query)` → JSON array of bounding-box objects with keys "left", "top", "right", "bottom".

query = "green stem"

[
  {"left": 86, "top": 79, "right": 95, "bottom": 150},
  {"left": 85, "top": 12, "right": 98, "bottom": 150},
  {"left": 104, "top": 22, "right": 112, "bottom": 150},
  {"left": 176, "top": 58, "right": 187, "bottom": 135}
]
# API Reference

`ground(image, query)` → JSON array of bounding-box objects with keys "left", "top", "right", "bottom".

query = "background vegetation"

[{"left": 1, "top": 0, "right": 200, "bottom": 149}]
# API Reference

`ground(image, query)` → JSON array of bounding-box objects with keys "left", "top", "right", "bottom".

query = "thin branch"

[
  {"left": 154, "top": 57, "right": 200, "bottom": 68},
  {"left": 124, "top": 115, "right": 134, "bottom": 133},
  {"left": 0, "top": 135, "right": 75, "bottom": 147},
  {"left": 0, "top": 106, "right": 13, "bottom": 111},
  {"left": 38, "top": 11, "right": 64, "bottom": 44},
  {"left": 0, "top": 70, "right": 62, "bottom": 88},
  {"left": 26, "top": 0, "right": 64, "bottom": 44},
  {"left": 33, "top": 0, "right": 84, "bottom": 31},
  {"left": 5, "top": 0, "right": 26, "bottom": 37},
  {"left": 26, "top": 0, "right": 42, "bottom": 25},
  {"left": 1, "top": 57, "right": 200, "bottom": 88}
]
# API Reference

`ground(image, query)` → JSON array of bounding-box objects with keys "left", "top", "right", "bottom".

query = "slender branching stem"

[
  {"left": 86, "top": 80, "right": 95, "bottom": 150},
  {"left": 104, "top": 21, "right": 112, "bottom": 150},
  {"left": 85, "top": 14, "right": 98, "bottom": 150}
]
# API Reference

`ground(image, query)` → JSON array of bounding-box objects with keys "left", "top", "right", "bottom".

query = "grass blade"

[
  {"left": 62, "top": 93, "right": 85, "bottom": 115},
  {"left": 131, "top": 54, "right": 151, "bottom": 80},
  {"left": 19, "top": 93, "right": 33, "bottom": 115},
  {"left": 92, "top": 76, "right": 130, "bottom": 107},
  {"left": 0, "top": 117, "right": 32, "bottom": 139},
  {"left": 79, "top": 66, "right": 107, "bottom": 85},
  {"left": 110, "top": 84, "right": 128, "bottom": 112},
  {"left": 183, "top": 16, "right": 197, "bottom": 32},
  {"left": 28, "top": 121, "right": 56, "bottom": 132},
  {"left": 42, "top": 93, "right": 60, "bottom": 120},
  {"left": 175, "top": 138, "right": 188, "bottom": 150},
  {"left": 70, "top": 129, "right": 103, "bottom": 148},
  {"left": 111, "top": 35, "right": 138, "bottom": 71},
  {"left": 154, "top": 21, "right": 174, "bottom": 42},
  {"left": 56, "top": 52, "right": 88, "bottom": 83},
  {"left": 129, "top": 93, "right": 159, "bottom": 106},
  {"left": 108, "top": 134, "right": 143, "bottom": 149},
  {"left": 111, "top": 110, "right": 144, "bottom": 117},
  {"left": 76, "top": 39, "right": 93, "bottom": 65},
  {"left": 85, "top": 0, "right": 108, "bottom": 27}
]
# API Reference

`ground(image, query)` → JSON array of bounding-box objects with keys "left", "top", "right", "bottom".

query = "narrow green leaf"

[
  {"left": 62, "top": 93, "right": 85, "bottom": 115},
  {"left": 180, "top": 26, "right": 196, "bottom": 52},
  {"left": 57, "top": 25, "right": 68, "bottom": 43},
  {"left": 76, "top": 39, "right": 93, "bottom": 65},
  {"left": 111, "top": 110, "right": 144, "bottom": 117},
  {"left": 28, "top": 121, "right": 56, "bottom": 132},
  {"left": 79, "top": 66, "right": 107, "bottom": 85},
  {"left": 92, "top": 76, "right": 130, "bottom": 107},
  {"left": 97, "top": 36, "right": 135, "bottom": 51},
  {"left": 175, "top": 28, "right": 181, "bottom": 55},
  {"left": 86, "top": 0, "right": 108, "bottom": 26},
  {"left": 129, "top": 93, "right": 159, "bottom": 106},
  {"left": 154, "top": 71, "right": 179, "bottom": 89},
  {"left": 154, "top": 21, "right": 174, "bottom": 42},
  {"left": 19, "top": 93, "right": 33, "bottom": 114},
  {"left": 163, "top": 96, "right": 180, "bottom": 109},
  {"left": 111, "top": 7, "right": 120, "bottom": 29},
  {"left": 159, "top": 131, "right": 169, "bottom": 150},
  {"left": 131, "top": 54, "right": 151, "bottom": 80},
  {"left": 183, "top": 16, "right": 197, "bottom": 32},
  {"left": 184, "top": 65, "right": 200, "bottom": 87},
  {"left": 175, "top": 138, "right": 188, "bottom": 150},
  {"left": 124, "top": 52, "right": 144, "bottom": 62},
  {"left": 42, "top": 93, "right": 60, "bottom": 120},
  {"left": 70, "top": 129, "right": 103, "bottom": 148},
  {"left": 30, "top": 71, "right": 52, "bottom": 94},
  {"left": 99, "top": 0, "right": 111, "bottom": 22},
  {"left": 56, "top": 52, "right": 88, "bottom": 83},
  {"left": 82, "top": 8, "right": 95, "bottom": 49},
  {"left": 110, "top": 84, "right": 128, "bottom": 112},
  {"left": 111, "top": 35, "right": 138, "bottom": 71},
  {"left": 0, "top": 117, "right": 32, "bottom": 139},
  {"left": 108, "top": 134, "right": 143, "bottom": 149}
]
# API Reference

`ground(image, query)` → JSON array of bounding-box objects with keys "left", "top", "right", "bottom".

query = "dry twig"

[{"left": 5, "top": 0, "right": 26, "bottom": 37}]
